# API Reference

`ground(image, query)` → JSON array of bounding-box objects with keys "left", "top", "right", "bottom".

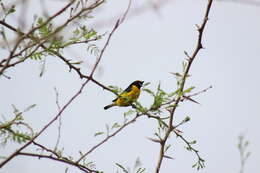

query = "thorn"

[
  {"left": 183, "top": 95, "right": 200, "bottom": 105},
  {"left": 147, "top": 137, "right": 161, "bottom": 143},
  {"left": 198, "top": 43, "right": 203, "bottom": 49},
  {"left": 195, "top": 24, "right": 200, "bottom": 30},
  {"left": 163, "top": 155, "right": 174, "bottom": 160},
  {"left": 2, "top": 73, "right": 11, "bottom": 79},
  {"left": 174, "top": 129, "right": 183, "bottom": 134},
  {"left": 184, "top": 51, "right": 190, "bottom": 58}
]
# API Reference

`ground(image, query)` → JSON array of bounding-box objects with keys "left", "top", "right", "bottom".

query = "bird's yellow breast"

[{"left": 114, "top": 85, "right": 141, "bottom": 106}]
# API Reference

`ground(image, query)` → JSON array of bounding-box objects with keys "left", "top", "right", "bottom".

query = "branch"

[
  {"left": 155, "top": 0, "right": 214, "bottom": 172},
  {"left": 18, "top": 152, "right": 98, "bottom": 173}
]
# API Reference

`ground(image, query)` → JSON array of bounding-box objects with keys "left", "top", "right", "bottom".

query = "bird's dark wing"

[
  {"left": 123, "top": 84, "right": 132, "bottom": 93},
  {"left": 111, "top": 84, "right": 132, "bottom": 102}
]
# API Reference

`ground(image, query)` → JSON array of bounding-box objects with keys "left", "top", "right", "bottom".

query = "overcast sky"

[{"left": 1, "top": 0, "right": 260, "bottom": 173}]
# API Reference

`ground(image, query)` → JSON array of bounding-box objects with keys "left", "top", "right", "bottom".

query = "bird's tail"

[{"left": 104, "top": 103, "right": 116, "bottom": 110}]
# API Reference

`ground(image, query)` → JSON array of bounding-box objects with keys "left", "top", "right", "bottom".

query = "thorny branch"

[{"left": 155, "top": 0, "right": 213, "bottom": 172}]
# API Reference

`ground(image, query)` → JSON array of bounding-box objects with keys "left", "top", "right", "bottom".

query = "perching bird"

[{"left": 104, "top": 80, "right": 144, "bottom": 110}]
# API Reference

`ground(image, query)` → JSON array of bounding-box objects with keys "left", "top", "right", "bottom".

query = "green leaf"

[
  {"left": 164, "top": 144, "right": 171, "bottom": 153},
  {"left": 157, "top": 118, "right": 168, "bottom": 128},
  {"left": 84, "top": 29, "right": 97, "bottom": 39},
  {"left": 189, "top": 140, "right": 196, "bottom": 144},
  {"left": 8, "top": 6, "right": 15, "bottom": 14},
  {"left": 142, "top": 88, "right": 154, "bottom": 96},
  {"left": 6, "top": 5, "right": 16, "bottom": 16},
  {"left": 183, "top": 86, "right": 195, "bottom": 94},
  {"left": 170, "top": 72, "right": 182, "bottom": 77},
  {"left": 115, "top": 163, "right": 128, "bottom": 173},
  {"left": 30, "top": 52, "right": 43, "bottom": 61},
  {"left": 94, "top": 132, "right": 104, "bottom": 137},
  {"left": 0, "top": 28, "right": 7, "bottom": 42},
  {"left": 136, "top": 168, "right": 145, "bottom": 173},
  {"left": 134, "top": 157, "right": 141, "bottom": 169},
  {"left": 143, "top": 82, "right": 150, "bottom": 87},
  {"left": 111, "top": 123, "right": 121, "bottom": 129},
  {"left": 36, "top": 17, "right": 52, "bottom": 38},
  {"left": 184, "top": 116, "right": 191, "bottom": 122},
  {"left": 123, "top": 110, "right": 135, "bottom": 117},
  {"left": 73, "top": 28, "right": 80, "bottom": 36},
  {"left": 23, "top": 104, "right": 36, "bottom": 112},
  {"left": 70, "top": 61, "right": 83, "bottom": 65},
  {"left": 192, "top": 163, "right": 197, "bottom": 168}
]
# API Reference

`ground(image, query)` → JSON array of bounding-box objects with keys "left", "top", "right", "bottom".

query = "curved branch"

[{"left": 18, "top": 152, "right": 98, "bottom": 173}]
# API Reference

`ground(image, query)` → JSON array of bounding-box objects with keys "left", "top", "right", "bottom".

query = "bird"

[{"left": 104, "top": 80, "right": 144, "bottom": 110}]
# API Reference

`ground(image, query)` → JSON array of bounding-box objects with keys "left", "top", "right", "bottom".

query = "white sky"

[{"left": 1, "top": 0, "right": 260, "bottom": 173}]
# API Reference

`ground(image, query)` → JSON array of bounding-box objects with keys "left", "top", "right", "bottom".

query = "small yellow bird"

[{"left": 104, "top": 80, "right": 144, "bottom": 110}]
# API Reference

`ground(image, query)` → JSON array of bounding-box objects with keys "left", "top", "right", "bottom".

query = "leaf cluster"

[{"left": 0, "top": 104, "right": 35, "bottom": 146}]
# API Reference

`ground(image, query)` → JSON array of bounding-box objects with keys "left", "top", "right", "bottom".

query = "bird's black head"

[{"left": 131, "top": 80, "right": 144, "bottom": 89}]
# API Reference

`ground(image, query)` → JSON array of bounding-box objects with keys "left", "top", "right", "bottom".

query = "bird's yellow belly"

[{"left": 115, "top": 86, "right": 140, "bottom": 106}]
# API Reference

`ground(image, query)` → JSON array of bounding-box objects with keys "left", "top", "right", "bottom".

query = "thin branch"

[
  {"left": 186, "top": 85, "right": 212, "bottom": 98},
  {"left": 32, "top": 141, "right": 60, "bottom": 158},
  {"left": 217, "top": 0, "right": 260, "bottom": 6},
  {"left": 54, "top": 87, "right": 62, "bottom": 151},
  {"left": 18, "top": 152, "right": 98, "bottom": 173}
]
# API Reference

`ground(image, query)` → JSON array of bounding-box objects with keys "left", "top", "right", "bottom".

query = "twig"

[
  {"left": 54, "top": 87, "right": 62, "bottom": 151},
  {"left": 174, "top": 131, "right": 205, "bottom": 169},
  {"left": 186, "top": 85, "right": 212, "bottom": 98},
  {"left": 217, "top": 0, "right": 260, "bottom": 6},
  {"left": 32, "top": 141, "right": 60, "bottom": 158}
]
